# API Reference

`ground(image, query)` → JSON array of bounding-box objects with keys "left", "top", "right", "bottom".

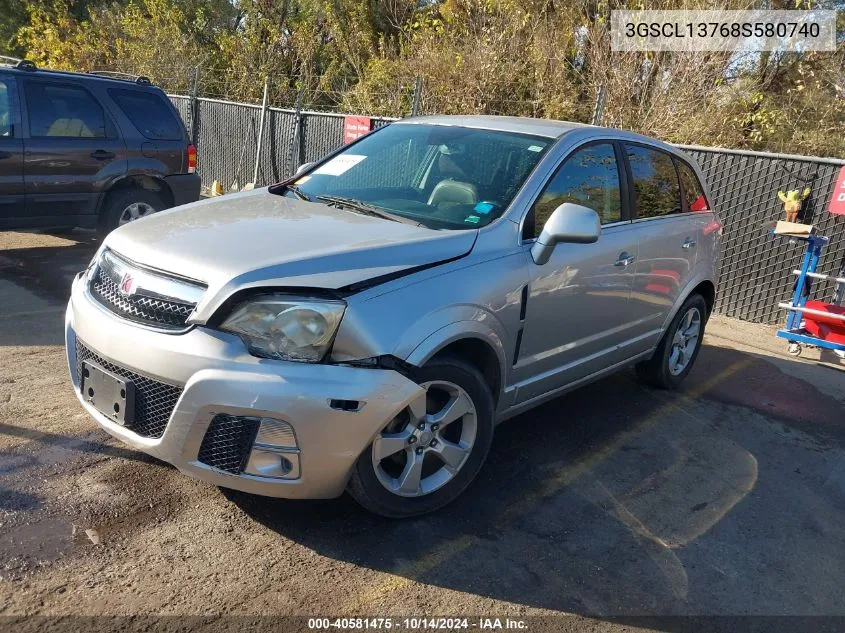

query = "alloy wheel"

[
  {"left": 372, "top": 380, "right": 477, "bottom": 498},
  {"left": 118, "top": 202, "right": 156, "bottom": 225},
  {"left": 668, "top": 307, "right": 701, "bottom": 376}
]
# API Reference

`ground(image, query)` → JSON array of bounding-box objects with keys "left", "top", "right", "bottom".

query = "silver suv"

[{"left": 65, "top": 116, "right": 720, "bottom": 518}]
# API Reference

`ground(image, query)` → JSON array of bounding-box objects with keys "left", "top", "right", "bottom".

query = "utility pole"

[
  {"left": 411, "top": 76, "right": 423, "bottom": 117},
  {"left": 252, "top": 76, "right": 270, "bottom": 187},
  {"left": 189, "top": 66, "right": 200, "bottom": 143},
  {"left": 591, "top": 83, "right": 606, "bottom": 126},
  {"left": 290, "top": 88, "right": 305, "bottom": 176}
]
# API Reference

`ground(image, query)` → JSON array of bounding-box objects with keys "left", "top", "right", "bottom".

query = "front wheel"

[
  {"left": 636, "top": 293, "right": 707, "bottom": 389},
  {"left": 347, "top": 356, "right": 494, "bottom": 518}
]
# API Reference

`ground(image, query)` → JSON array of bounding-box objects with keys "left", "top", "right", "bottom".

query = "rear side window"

[
  {"left": 531, "top": 143, "right": 623, "bottom": 237},
  {"left": 626, "top": 145, "right": 682, "bottom": 219},
  {"left": 109, "top": 89, "right": 182, "bottom": 140},
  {"left": 25, "top": 82, "right": 107, "bottom": 138},
  {"left": 676, "top": 159, "right": 711, "bottom": 212},
  {"left": 0, "top": 77, "right": 18, "bottom": 137}
]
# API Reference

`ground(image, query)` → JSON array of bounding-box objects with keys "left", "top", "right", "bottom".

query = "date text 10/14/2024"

[{"left": 308, "top": 618, "right": 528, "bottom": 630}]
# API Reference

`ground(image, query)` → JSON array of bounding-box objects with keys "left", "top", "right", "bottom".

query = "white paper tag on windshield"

[{"left": 314, "top": 154, "right": 367, "bottom": 176}]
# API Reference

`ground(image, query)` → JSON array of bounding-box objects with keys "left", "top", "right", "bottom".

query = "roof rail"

[
  {"left": 0, "top": 55, "right": 37, "bottom": 71},
  {"left": 87, "top": 70, "right": 152, "bottom": 85}
]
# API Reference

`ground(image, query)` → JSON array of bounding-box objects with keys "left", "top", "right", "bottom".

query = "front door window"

[{"left": 528, "top": 143, "right": 623, "bottom": 238}]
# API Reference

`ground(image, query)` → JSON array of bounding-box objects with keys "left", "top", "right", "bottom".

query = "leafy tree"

[
  {"left": 0, "top": 0, "right": 30, "bottom": 56},
  {"left": 7, "top": 0, "right": 844, "bottom": 156}
]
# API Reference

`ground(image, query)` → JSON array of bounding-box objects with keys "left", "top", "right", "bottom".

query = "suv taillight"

[{"left": 187, "top": 144, "right": 197, "bottom": 174}]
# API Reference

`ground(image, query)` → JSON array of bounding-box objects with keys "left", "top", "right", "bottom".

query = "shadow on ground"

[
  {"left": 0, "top": 421, "right": 159, "bottom": 468},
  {"left": 227, "top": 345, "right": 845, "bottom": 618},
  {"left": 0, "top": 232, "right": 100, "bottom": 346}
]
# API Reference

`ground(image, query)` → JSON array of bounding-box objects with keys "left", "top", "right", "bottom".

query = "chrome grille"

[
  {"left": 198, "top": 415, "right": 260, "bottom": 474},
  {"left": 89, "top": 250, "right": 205, "bottom": 330},
  {"left": 75, "top": 340, "right": 182, "bottom": 439}
]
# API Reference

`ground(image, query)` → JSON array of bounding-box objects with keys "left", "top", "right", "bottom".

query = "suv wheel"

[
  {"left": 636, "top": 293, "right": 707, "bottom": 389},
  {"left": 348, "top": 356, "right": 494, "bottom": 518},
  {"left": 99, "top": 189, "right": 163, "bottom": 235}
]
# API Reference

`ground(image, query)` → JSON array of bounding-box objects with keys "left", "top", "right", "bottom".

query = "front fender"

[
  {"left": 405, "top": 319, "right": 509, "bottom": 371},
  {"left": 404, "top": 314, "right": 511, "bottom": 415},
  {"left": 330, "top": 245, "right": 527, "bottom": 397},
  {"left": 332, "top": 301, "right": 514, "bottom": 401}
]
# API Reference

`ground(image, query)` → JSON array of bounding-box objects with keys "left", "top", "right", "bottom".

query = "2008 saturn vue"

[{"left": 66, "top": 115, "right": 720, "bottom": 518}]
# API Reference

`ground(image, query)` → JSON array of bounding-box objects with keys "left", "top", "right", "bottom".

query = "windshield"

[{"left": 281, "top": 123, "right": 552, "bottom": 230}]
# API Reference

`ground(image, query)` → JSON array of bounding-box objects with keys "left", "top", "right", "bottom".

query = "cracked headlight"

[{"left": 221, "top": 296, "right": 346, "bottom": 362}]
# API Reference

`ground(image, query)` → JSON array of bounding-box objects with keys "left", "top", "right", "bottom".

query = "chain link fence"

[
  {"left": 168, "top": 92, "right": 845, "bottom": 326},
  {"left": 680, "top": 146, "right": 845, "bottom": 324},
  {"left": 170, "top": 94, "right": 397, "bottom": 192}
]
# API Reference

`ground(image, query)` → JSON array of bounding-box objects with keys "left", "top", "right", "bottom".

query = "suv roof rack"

[
  {"left": 87, "top": 70, "right": 152, "bottom": 85},
  {"left": 0, "top": 55, "right": 37, "bottom": 71}
]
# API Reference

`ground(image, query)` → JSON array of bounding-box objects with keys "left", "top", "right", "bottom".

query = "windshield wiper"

[
  {"left": 284, "top": 183, "right": 312, "bottom": 201},
  {"left": 316, "top": 195, "right": 422, "bottom": 226}
]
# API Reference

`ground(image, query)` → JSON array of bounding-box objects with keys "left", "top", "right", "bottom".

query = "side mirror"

[
  {"left": 295, "top": 161, "right": 315, "bottom": 176},
  {"left": 531, "top": 202, "right": 601, "bottom": 265}
]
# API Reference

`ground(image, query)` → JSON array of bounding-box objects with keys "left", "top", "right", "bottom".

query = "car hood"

[{"left": 104, "top": 188, "right": 477, "bottom": 320}]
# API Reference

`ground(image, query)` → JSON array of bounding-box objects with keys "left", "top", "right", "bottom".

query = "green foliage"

[
  {"left": 0, "top": 0, "right": 29, "bottom": 55},
  {"left": 7, "top": 0, "right": 844, "bottom": 157}
]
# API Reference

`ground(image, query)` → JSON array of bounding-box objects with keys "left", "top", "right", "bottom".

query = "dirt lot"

[{"left": 1, "top": 229, "right": 844, "bottom": 629}]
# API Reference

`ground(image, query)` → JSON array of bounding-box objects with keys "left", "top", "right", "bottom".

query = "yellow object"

[
  {"left": 777, "top": 187, "right": 811, "bottom": 222},
  {"left": 210, "top": 180, "right": 224, "bottom": 196}
]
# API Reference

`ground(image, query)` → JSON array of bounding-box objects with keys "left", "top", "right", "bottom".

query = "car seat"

[
  {"left": 427, "top": 180, "right": 478, "bottom": 208},
  {"left": 47, "top": 118, "right": 94, "bottom": 137}
]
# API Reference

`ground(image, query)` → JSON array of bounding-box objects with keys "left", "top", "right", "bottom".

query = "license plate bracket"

[{"left": 81, "top": 361, "right": 134, "bottom": 426}]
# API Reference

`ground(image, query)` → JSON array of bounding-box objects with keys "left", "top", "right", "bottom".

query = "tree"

[
  {"left": 7, "top": 0, "right": 844, "bottom": 156},
  {"left": 0, "top": 0, "right": 29, "bottom": 56}
]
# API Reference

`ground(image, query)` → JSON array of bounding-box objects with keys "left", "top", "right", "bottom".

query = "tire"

[
  {"left": 636, "top": 293, "right": 708, "bottom": 389},
  {"left": 98, "top": 188, "right": 164, "bottom": 236},
  {"left": 347, "top": 356, "right": 495, "bottom": 518}
]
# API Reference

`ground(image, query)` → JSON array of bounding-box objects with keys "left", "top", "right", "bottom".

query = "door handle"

[
  {"left": 614, "top": 252, "right": 636, "bottom": 267},
  {"left": 682, "top": 238, "right": 697, "bottom": 250},
  {"left": 90, "top": 150, "right": 115, "bottom": 160}
]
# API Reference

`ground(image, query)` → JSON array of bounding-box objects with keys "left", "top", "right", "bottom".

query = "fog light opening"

[
  {"left": 278, "top": 456, "right": 293, "bottom": 477},
  {"left": 244, "top": 447, "right": 301, "bottom": 480}
]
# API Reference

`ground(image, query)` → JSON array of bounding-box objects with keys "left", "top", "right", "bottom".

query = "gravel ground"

[{"left": 1, "top": 229, "right": 844, "bottom": 631}]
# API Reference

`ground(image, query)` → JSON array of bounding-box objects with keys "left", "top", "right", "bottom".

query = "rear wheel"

[
  {"left": 98, "top": 189, "right": 163, "bottom": 236},
  {"left": 347, "top": 356, "right": 494, "bottom": 518},
  {"left": 636, "top": 293, "right": 707, "bottom": 389}
]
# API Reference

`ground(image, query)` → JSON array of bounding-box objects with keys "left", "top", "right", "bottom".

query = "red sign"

[
  {"left": 829, "top": 166, "right": 845, "bottom": 216},
  {"left": 343, "top": 116, "right": 371, "bottom": 144}
]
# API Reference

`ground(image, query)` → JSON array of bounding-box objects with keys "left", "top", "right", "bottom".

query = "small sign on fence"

[
  {"left": 829, "top": 166, "right": 845, "bottom": 216},
  {"left": 343, "top": 116, "right": 371, "bottom": 144}
]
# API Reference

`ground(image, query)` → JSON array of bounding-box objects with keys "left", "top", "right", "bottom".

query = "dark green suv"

[{"left": 0, "top": 57, "right": 200, "bottom": 234}]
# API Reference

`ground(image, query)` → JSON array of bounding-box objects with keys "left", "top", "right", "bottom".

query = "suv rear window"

[
  {"left": 109, "top": 89, "right": 182, "bottom": 140},
  {"left": 626, "top": 145, "right": 683, "bottom": 219},
  {"left": 676, "top": 159, "right": 711, "bottom": 212}
]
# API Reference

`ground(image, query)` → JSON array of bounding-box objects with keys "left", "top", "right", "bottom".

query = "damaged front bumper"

[{"left": 65, "top": 273, "right": 424, "bottom": 499}]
